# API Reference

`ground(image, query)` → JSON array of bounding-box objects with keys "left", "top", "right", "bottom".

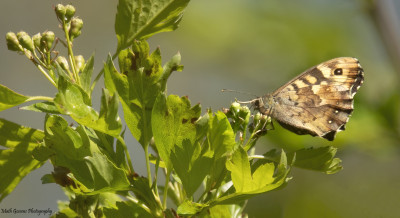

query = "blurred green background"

[{"left": 1, "top": 0, "right": 399, "bottom": 217}]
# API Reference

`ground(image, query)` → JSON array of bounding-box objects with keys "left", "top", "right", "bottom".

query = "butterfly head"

[{"left": 249, "top": 94, "right": 275, "bottom": 116}]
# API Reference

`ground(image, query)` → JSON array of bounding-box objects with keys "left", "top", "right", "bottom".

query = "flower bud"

[
  {"left": 55, "top": 4, "right": 66, "bottom": 21},
  {"left": 6, "top": 32, "right": 23, "bottom": 52},
  {"left": 65, "top": 5, "right": 76, "bottom": 22},
  {"left": 32, "top": 33, "right": 41, "bottom": 49},
  {"left": 56, "top": 56, "right": 70, "bottom": 71},
  {"left": 41, "top": 31, "right": 55, "bottom": 51},
  {"left": 230, "top": 102, "right": 241, "bottom": 113},
  {"left": 74, "top": 55, "right": 85, "bottom": 72},
  {"left": 69, "top": 18, "right": 83, "bottom": 40},
  {"left": 16, "top": 31, "right": 34, "bottom": 52}
]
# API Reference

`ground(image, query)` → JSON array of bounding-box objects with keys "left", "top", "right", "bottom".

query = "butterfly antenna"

[{"left": 221, "top": 89, "right": 258, "bottom": 98}]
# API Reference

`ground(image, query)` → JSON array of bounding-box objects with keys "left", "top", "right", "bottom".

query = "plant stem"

[
  {"left": 144, "top": 145, "right": 153, "bottom": 186},
  {"left": 163, "top": 169, "right": 171, "bottom": 209},
  {"left": 35, "top": 63, "right": 57, "bottom": 87},
  {"left": 26, "top": 96, "right": 54, "bottom": 102},
  {"left": 117, "top": 136, "right": 134, "bottom": 174},
  {"left": 62, "top": 21, "right": 80, "bottom": 85},
  {"left": 126, "top": 195, "right": 152, "bottom": 215}
]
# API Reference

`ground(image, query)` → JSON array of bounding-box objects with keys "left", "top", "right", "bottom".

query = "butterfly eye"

[{"left": 334, "top": 68, "right": 343, "bottom": 75}]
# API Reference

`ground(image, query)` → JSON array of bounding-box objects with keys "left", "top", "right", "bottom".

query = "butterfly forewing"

[{"left": 256, "top": 57, "right": 364, "bottom": 141}]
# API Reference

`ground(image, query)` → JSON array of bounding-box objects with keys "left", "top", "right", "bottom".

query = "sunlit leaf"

[
  {"left": 130, "top": 177, "right": 163, "bottom": 216},
  {"left": 0, "top": 119, "right": 45, "bottom": 202},
  {"left": 213, "top": 148, "right": 289, "bottom": 205},
  {"left": 84, "top": 152, "right": 130, "bottom": 192},
  {"left": 264, "top": 146, "right": 342, "bottom": 174},
  {"left": 115, "top": 0, "right": 190, "bottom": 52},
  {"left": 177, "top": 200, "right": 208, "bottom": 216},
  {"left": 0, "top": 84, "right": 28, "bottom": 112},
  {"left": 80, "top": 54, "right": 95, "bottom": 96},
  {"left": 103, "top": 201, "right": 152, "bottom": 218},
  {"left": 292, "top": 146, "right": 342, "bottom": 174},
  {"left": 20, "top": 101, "right": 60, "bottom": 114},
  {"left": 54, "top": 77, "right": 122, "bottom": 137},
  {"left": 152, "top": 94, "right": 211, "bottom": 196},
  {"left": 105, "top": 41, "right": 163, "bottom": 147}
]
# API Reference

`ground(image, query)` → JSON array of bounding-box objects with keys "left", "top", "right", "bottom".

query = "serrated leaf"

[
  {"left": 32, "top": 143, "right": 54, "bottom": 161},
  {"left": 103, "top": 201, "right": 152, "bottom": 218},
  {"left": 80, "top": 54, "right": 95, "bottom": 96},
  {"left": 104, "top": 41, "right": 163, "bottom": 147},
  {"left": 292, "top": 146, "right": 343, "bottom": 174},
  {"left": 44, "top": 115, "right": 97, "bottom": 189},
  {"left": 0, "top": 119, "right": 45, "bottom": 202},
  {"left": 0, "top": 118, "right": 45, "bottom": 149},
  {"left": 152, "top": 94, "right": 211, "bottom": 197},
  {"left": 0, "top": 84, "right": 28, "bottom": 112},
  {"left": 264, "top": 147, "right": 342, "bottom": 174},
  {"left": 204, "top": 111, "right": 236, "bottom": 192},
  {"left": 115, "top": 0, "right": 190, "bottom": 52},
  {"left": 216, "top": 147, "right": 289, "bottom": 205},
  {"left": 226, "top": 147, "right": 274, "bottom": 192},
  {"left": 208, "top": 111, "right": 236, "bottom": 159},
  {"left": 177, "top": 200, "right": 208, "bottom": 216},
  {"left": 84, "top": 152, "right": 130, "bottom": 193},
  {"left": 152, "top": 94, "right": 199, "bottom": 169},
  {"left": 20, "top": 101, "right": 60, "bottom": 114},
  {"left": 54, "top": 77, "right": 122, "bottom": 137},
  {"left": 130, "top": 177, "right": 163, "bottom": 217}
]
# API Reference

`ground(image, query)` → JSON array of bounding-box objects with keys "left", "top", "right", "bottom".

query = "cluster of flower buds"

[
  {"left": 6, "top": 31, "right": 55, "bottom": 55},
  {"left": 55, "top": 4, "right": 82, "bottom": 41},
  {"left": 248, "top": 112, "right": 271, "bottom": 136},
  {"left": 223, "top": 102, "right": 251, "bottom": 133}
]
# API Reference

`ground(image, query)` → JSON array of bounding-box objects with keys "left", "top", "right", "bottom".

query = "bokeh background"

[{"left": 1, "top": 0, "right": 399, "bottom": 217}]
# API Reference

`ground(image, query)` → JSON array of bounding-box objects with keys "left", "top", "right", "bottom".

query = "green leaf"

[
  {"left": 44, "top": 115, "right": 97, "bottom": 189},
  {"left": 204, "top": 111, "right": 236, "bottom": 192},
  {"left": 80, "top": 54, "right": 95, "bottom": 96},
  {"left": 208, "top": 111, "right": 236, "bottom": 159},
  {"left": 292, "top": 146, "right": 343, "bottom": 174},
  {"left": 213, "top": 148, "right": 289, "bottom": 206},
  {"left": 130, "top": 177, "right": 163, "bottom": 217},
  {"left": 0, "top": 119, "right": 45, "bottom": 202},
  {"left": 0, "top": 84, "right": 28, "bottom": 112},
  {"left": 84, "top": 152, "right": 130, "bottom": 193},
  {"left": 264, "top": 146, "right": 342, "bottom": 174},
  {"left": 226, "top": 147, "right": 275, "bottom": 192},
  {"left": 32, "top": 143, "right": 54, "bottom": 161},
  {"left": 115, "top": 0, "right": 190, "bottom": 52},
  {"left": 20, "top": 101, "right": 60, "bottom": 114},
  {"left": 103, "top": 201, "right": 152, "bottom": 218},
  {"left": 0, "top": 118, "right": 45, "bottom": 149},
  {"left": 177, "top": 200, "right": 208, "bottom": 216},
  {"left": 104, "top": 41, "right": 164, "bottom": 147},
  {"left": 152, "top": 94, "right": 212, "bottom": 197},
  {"left": 151, "top": 94, "right": 197, "bottom": 170},
  {"left": 54, "top": 77, "right": 122, "bottom": 137}
]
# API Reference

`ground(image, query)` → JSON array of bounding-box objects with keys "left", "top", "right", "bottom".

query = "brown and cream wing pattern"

[{"left": 267, "top": 57, "right": 364, "bottom": 140}]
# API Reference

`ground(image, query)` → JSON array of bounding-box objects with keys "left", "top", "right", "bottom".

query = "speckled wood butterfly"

[{"left": 245, "top": 57, "right": 364, "bottom": 141}]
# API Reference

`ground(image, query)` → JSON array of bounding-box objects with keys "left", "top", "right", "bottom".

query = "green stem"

[
  {"left": 144, "top": 145, "right": 153, "bottom": 187},
  {"left": 126, "top": 196, "right": 152, "bottom": 215},
  {"left": 36, "top": 65, "right": 57, "bottom": 87},
  {"left": 26, "top": 96, "right": 54, "bottom": 102},
  {"left": 163, "top": 169, "right": 171, "bottom": 209},
  {"left": 117, "top": 136, "right": 134, "bottom": 174},
  {"left": 62, "top": 21, "right": 80, "bottom": 85}
]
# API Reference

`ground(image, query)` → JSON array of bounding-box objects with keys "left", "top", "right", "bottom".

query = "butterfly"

[{"left": 243, "top": 57, "right": 364, "bottom": 141}]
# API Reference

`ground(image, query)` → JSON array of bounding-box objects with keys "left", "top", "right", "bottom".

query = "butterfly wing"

[{"left": 269, "top": 57, "right": 364, "bottom": 140}]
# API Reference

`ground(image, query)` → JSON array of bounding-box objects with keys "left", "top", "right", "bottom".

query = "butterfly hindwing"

[{"left": 255, "top": 57, "right": 364, "bottom": 141}]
